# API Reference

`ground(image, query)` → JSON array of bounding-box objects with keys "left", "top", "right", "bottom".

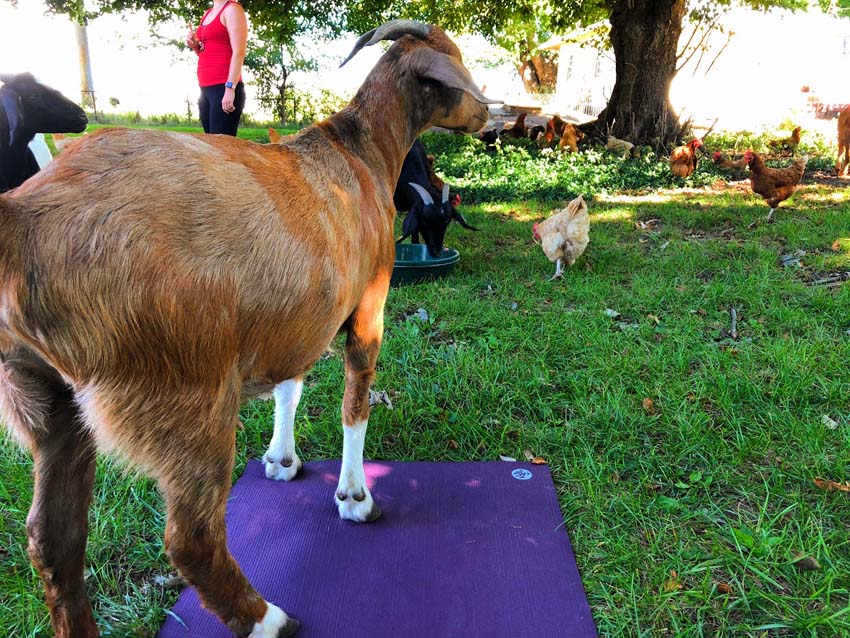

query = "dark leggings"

[{"left": 198, "top": 82, "right": 246, "bottom": 136}]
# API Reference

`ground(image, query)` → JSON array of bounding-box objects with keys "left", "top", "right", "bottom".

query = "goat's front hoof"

[
  {"left": 249, "top": 603, "right": 299, "bottom": 638},
  {"left": 264, "top": 453, "right": 302, "bottom": 481},
  {"left": 335, "top": 487, "right": 381, "bottom": 523},
  {"left": 277, "top": 617, "right": 300, "bottom": 637}
]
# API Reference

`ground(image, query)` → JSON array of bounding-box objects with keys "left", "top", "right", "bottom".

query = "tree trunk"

[
  {"left": 277, "top": 82, "right": 286, "bottom": 122},
  {"left": 276, "top": 67, "right": 289, "bottom": 123},
  {"left": 517, "top": 54, "right": 558, "bottom": 93},
  {"left": 593, "top": 0, "right": 686, "bottom": 148}
]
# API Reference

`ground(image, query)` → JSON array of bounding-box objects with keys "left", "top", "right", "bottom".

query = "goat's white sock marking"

[
  {"left": 335, "top": 419, "right": 374, "bottom": 521},
  {"left": 265, "top": 378, "right": 303, "bottom": 481},
  {"left": 249, "top": 602, "right": 291, "bottom": 638}
]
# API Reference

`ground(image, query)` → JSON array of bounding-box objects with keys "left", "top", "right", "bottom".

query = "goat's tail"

[{"left": 0, "top": 195, "right": 52, "bottom": 447}]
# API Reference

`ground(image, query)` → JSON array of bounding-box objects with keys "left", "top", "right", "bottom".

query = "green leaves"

[{"left": 421, "top": 132, "right": 712, "bottom": 204}]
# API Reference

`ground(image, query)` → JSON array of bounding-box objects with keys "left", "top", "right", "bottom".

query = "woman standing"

[{"left": 186, "top": 1, "right": 248, "bottom": 136}]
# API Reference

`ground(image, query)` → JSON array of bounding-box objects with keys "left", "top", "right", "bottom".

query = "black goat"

[
  {"left": 0, "top": 73, "right": 87, "bottom": 193},
  {"left": 393, "top": 138, "right": 476, "bottom": 256}
]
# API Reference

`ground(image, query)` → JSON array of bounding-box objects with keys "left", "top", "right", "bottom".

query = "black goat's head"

[
  {"left": 401, "top": 182, "right": 477, "bottom": 257},
  {"left": 0, "top": 73, "right": 87, "bottom": 146}
]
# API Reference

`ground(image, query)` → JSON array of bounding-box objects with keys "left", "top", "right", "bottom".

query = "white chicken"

[{"left": 532, "top": 196, "right": 590, "bottom": 280}]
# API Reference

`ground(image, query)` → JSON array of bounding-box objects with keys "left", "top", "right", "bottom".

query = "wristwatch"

[{"left": 225, "top": 81, "right": 235, "bottom": 90}]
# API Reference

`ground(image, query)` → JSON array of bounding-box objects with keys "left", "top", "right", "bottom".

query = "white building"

[{"left": 540, "top": 8, "right": 850, "bottom": 130}]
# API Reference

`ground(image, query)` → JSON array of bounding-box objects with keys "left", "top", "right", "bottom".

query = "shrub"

[
  {"left": 287, "top": 87, "right": 350, "bottom": 125},
  {"left": 421, "top": 128, "right": 832, "bottom": 204},
  {"left": 420, "top": 133, "right": 715, "bottom": 203}
]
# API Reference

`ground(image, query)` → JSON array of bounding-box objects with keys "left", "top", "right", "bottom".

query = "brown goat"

[
  {"left": 837, "top": 106, "right": 850, "bottom": 177},
  {"left": 0, "top": 20, "right": 493, "bottom": 638}
]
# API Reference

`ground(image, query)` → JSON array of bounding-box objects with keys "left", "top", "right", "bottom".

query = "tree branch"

[{"left": 703, "top": 29, "right": 735, "bottom": 77}]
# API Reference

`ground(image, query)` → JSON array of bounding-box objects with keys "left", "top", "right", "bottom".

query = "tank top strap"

[{"left": 203, "top": 0, "right": 234, "bottom": 26}]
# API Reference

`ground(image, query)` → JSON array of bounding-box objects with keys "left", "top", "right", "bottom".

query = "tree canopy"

[{"left": 24, "top": 0, "right": 850, "bottom": 144}]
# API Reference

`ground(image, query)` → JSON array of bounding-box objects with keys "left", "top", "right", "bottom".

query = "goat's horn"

[
  {"left": 409, "top": 182, "right": 434, "bottom": 206},
  {"left": 340, "top": 19, "right": 431, "bottom": 67},
  {"left": 441, "top": 183, "right": 449, "bottom": 204}
]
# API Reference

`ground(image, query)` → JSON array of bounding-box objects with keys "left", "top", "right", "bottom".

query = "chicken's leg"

[
  {"left": 765, "top": 207, "right": 775, "bottom": 223},
  {"left": 549, "top": 258, "right": 564, "bottom": 280}
]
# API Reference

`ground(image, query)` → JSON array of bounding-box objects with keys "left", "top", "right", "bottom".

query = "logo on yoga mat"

[{"left": 511, "top": 468, "right": 533, "bottom": 481}]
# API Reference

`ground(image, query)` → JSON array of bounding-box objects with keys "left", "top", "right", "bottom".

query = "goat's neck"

[{"left": 326, "top": 83, "right": 431, "bottom": 192}]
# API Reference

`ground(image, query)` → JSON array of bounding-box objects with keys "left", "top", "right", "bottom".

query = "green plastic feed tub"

[{"left": 391, "top": 244, "right": 460, "bottom": 286}]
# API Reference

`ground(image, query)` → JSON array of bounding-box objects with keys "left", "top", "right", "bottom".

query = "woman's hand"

[
  {"left": 222, "top": 87, "right": 236, "bottom": 114},
  {"left": 186, "top": 25, "right": 202, "bottom": 53}
]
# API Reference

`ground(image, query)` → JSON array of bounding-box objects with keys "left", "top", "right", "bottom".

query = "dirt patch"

[{"left": 806, "top": 170, "right": 849, "bottom": 188}]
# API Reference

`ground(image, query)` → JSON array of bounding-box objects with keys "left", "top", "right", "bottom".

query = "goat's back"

[{"left": 1, "top": 127, "right": 394, "bottom": 392}]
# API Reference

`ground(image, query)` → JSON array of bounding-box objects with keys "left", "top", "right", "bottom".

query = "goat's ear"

[
  {"left": 0, "top": 89, "right": 23, "bottom": 147},
  {"left": 406, "top": 48, "right": 501, "bottom": 105},
  {"left": 453, "top": 209, "right": 478, "bottom": 231}
]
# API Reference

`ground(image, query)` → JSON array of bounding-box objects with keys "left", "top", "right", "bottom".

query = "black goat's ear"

[
  {"left": 453, "top": 209, "right": 478, "bottom": 231},
  {"left": 0, "top": 89, "right": 23, "bottom": 147},
  {"left": 406, "top": 48, "right": 501, "bottom": 105}
]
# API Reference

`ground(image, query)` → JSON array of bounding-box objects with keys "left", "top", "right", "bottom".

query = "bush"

[
  {"left": 420, "top": 133, "right": 714, "bottom": 203},
  {"left": 420, "top": 128, "right": 832, "bottom": 204},
  {"left": 288, "top": 87, "right": 350, "bottom": 125},
  {"left": 91, "top": 111, "right": 198, "bottom": 127},
  {"left": 704, "top": 126, "right": 833, "bottom": 159}
]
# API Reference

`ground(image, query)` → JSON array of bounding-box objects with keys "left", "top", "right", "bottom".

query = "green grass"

[{"left": 2, "top": 129, "right": 849, "bottom": 637}]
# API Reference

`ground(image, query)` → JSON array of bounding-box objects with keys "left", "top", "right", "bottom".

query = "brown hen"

[
  {"left": 744, "top": 150, "right": 808, "bottom": 222},
  {"left": 670, "top": 139, "right": 702, "bottom": 178}
]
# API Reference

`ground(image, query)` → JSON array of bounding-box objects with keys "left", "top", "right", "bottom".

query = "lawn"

[{"left": 1, "top": 129, "right": 849, "bottom": 637}]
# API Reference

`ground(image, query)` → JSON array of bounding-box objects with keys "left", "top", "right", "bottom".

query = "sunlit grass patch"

[{"left": 1, "top": 128, "right": 849, "bottom": 637}]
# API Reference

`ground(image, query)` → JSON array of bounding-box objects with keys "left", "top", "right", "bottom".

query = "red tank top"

[{"left": 196, "top": 2, "right": 242, "bottom": 87}]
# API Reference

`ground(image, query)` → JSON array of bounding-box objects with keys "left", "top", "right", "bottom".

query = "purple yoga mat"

[{"left": 159, "top": 460, "right": 597, "bottom": 638}]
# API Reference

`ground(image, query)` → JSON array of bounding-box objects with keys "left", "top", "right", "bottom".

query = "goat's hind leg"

[
  {"left": 334, "top": 279, "right": 388, "bottom": 523},
  {"left": 264, "top": 376, "right": 304, "bottom": 481},
  {"left": 0, "top": 354, "right": 98, "bottom": 638},
  {"left": 147, "top": 386, "right": 299, "bottom": 637}
]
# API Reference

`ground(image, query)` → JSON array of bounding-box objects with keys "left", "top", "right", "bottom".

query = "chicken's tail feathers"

[{"left": 565, "top": 195, "right": 588, "bottom": 218}]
